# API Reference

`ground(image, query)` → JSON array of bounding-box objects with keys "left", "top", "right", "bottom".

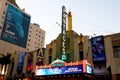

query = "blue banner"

[
  {"left": 17, "top": 52, "right": 25, "bottom": 73},
  {"left": 91, "top": 36, "right": 106, "bottom": 63},
  {"left": 1, "top": 4, "right": 30, "bottom": 48}
]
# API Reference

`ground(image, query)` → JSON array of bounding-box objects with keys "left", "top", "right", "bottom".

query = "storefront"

[{"left": 35, "top": 59, "right": 94, "bottom": 80}]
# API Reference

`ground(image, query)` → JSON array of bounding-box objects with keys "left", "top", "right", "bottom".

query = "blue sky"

[{"left": 16, "top": 0, "right": 120, "bottom": 45}]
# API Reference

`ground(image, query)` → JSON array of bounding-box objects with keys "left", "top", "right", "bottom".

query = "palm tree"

[{"left": 0, "top": 53, "right": 11, "bottom": 75}]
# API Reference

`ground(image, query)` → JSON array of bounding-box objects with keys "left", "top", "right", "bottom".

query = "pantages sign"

[{"left": 61, "top": 5, "right": 67, "bottom": 61}]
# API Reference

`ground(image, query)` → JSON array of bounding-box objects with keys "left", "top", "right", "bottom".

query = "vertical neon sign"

[{"left": 61, "top": 6, "right": 67, "bottom": 61}]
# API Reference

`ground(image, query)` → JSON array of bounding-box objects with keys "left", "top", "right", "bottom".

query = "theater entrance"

[{"left": 35, "top": 73, "right": 94, "bottom": 80}]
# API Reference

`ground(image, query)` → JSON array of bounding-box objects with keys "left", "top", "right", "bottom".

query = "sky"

[{"left": 16, "top": 0, "right": 120, "bottom": 45}]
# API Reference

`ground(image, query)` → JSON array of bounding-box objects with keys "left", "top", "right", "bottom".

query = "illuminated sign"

[
  {"left": 36, "top": 60, "right": 93, "bottom": 76},
  {"left": 52, "top": 62, "right": 64, "bottom": 67},
  {"left": 26, "top": 52, "right": 33, "bottom": 73},
  {"left": 61, "top": 6, "right": 67, "bottom": 61},
  {"left": 1, "top": 4, "right": 30, "bottom": 48},
  {"left": 63, "top": 66, "right": 83, "bottom": 74},
  {"left": 86, "top": 65, "right": 92, "bottom": 74},
  {"left": 36, "top": 65, "right": 83, "bottom": 76},
  {"left": 36, "top": 48, "right": 44, "bottom": 65},
  {"left": 91, "top": 36, "right": 106, "bottom": 63}
]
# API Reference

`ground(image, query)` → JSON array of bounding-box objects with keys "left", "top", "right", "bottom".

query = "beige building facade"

[
  {"left": 26, "top": 23, "right": 45, "bottom": 52},
  {"left": 105, "top": 33, "right": 120, "bottom": 80}
]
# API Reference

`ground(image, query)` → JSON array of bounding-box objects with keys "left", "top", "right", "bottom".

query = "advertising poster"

[
  {"left": 1, "top": 4, "right": 30, "bottom": 48},
  {"left": 36, "top": 65, "right": 83, "bottom": 76},
  {"left": 91, "top": 36, "right": 106, "bottom": 63},
  {"left": 36, "top": 48, "right": 44, "bottom": 65},
  {"left": 26, "top": 52, "right": 33, "bottom": 74},
  {"left": 17, "top": 52, "right": 25, "bottom": 73}
]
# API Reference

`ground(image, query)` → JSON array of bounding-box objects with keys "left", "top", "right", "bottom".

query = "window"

[
  {"left": 34, "top": 42, "right": 36, "bottom": 44},
  {"left": 27, "top": 43, "right": 30, "bottom": 46},
  {"left": 29, "top": 30, "right": 31, "bottom": 33},
  {"left": 41, "top": 45, "right": 43, "bottom": 48},
  {"left": 113, "top": 46, "right": 120, "bottom": 58},
  {"left": 29, "top": 35, "right": 31, "bottom": 37},
  {"left": 49, "top": 56, "right": 52, "bottom": 64},
  {"left": 27, "top": 48, "right": 29, "bottom": 51},
  {"left": 3, "top": 11, "right": 5, "bottom": 14},
  {"left": 0, "top": 26, "right": 2, "bottom": 29},
  {"left": 49, "top": 49, "right": 52, "bottom": 55},
  {"left": 2, "top": 16, "right": 4, "bottom": 19},
  {"left": 79, "top": 51, "right": 83, "bottom": 60},
  {"left": 28, "top": 39, "right": 30, "bottom": 41},
  {"left": 1, "top": 21, "right": 3, "bottom": 24},
  {"left": 5, "top": 2, "right": 8, "bottom": 6}
]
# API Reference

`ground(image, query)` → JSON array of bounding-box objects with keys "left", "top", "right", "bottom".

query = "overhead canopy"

[
  {"left": 93, "top": 67, "right": 109, "bottom": 75},
  {"left": 51, "top": 59, "right": 65, "bottom": 64},
  {"left": 51, "top": 59, "right": 65, "bottom": 67}
]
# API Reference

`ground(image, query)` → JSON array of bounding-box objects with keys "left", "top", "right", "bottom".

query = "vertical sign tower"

[{"left": 61, "top": 6, "right": 67, "bottom": 61}]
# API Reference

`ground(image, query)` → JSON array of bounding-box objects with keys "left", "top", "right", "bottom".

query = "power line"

[
  {"left": 56, "top": 22, "right": 61, "bottom": 27},
  {"left": 47, "top": 20, "right": 61, "bottom": 34},
  {"left": 73, "top": 15, "right": 115, "bottom": 34}
]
